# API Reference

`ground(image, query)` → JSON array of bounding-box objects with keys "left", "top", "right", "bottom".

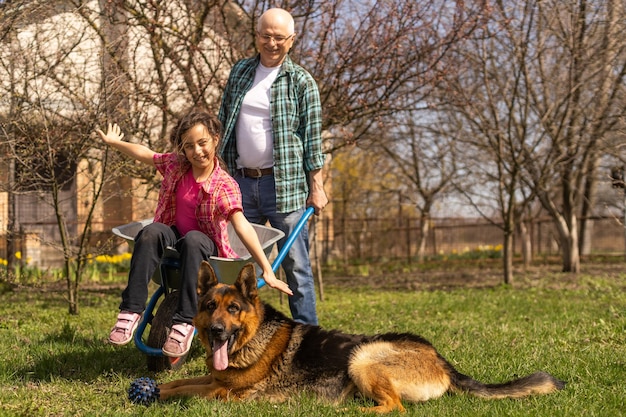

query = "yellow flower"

[{"left": 95, "top": 253, "right": 132, "bottom": 264}]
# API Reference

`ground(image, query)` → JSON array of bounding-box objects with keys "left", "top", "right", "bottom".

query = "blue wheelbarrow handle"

[
  {"left": 133, "top": 286, "right": 164, "bottom": 356},
  {"left": 257, "top": 206, "right": 315, "bottom": 289}
]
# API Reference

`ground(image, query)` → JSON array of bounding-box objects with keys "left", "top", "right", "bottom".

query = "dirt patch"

[
  {"left": 2, "top": 258, "right": 625, "bottom": 295},
  {"left": 320, "top": 261, "right": 626, "bottom": 292}
]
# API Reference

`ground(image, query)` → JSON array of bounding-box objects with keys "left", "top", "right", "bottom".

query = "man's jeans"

[{"left": 235, "top": 173, "right": 318, "bottom": 325}]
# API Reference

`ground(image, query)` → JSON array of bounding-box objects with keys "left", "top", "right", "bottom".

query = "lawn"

[{"left": 0, "top": 262, "right": 624, "bottom": 416}]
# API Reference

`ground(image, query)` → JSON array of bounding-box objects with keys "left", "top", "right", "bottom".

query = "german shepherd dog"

[{"left": 158, "top": 261, "right": 565, "bottom": 413}]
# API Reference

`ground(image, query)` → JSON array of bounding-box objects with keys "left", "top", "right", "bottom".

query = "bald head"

[
  {"left": 258, "top": 8, "right": 295, "bottom": 34},
  {"left": 255, "top": 8, "right": 296, "bottom": 67}
]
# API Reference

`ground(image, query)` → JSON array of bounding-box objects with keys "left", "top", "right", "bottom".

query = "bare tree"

[
  {"left": 374, "top": 112, "right": 460, "bottom": 262},
  {"left": 0, "top": 9, "right": 21, "bottom": 280},
  {"left": 521, "top": 0, "right": 626, "bottom": 272},
  {"left": 0, "top": 1, "right": 123, "bottom": 313},
  {"left": 432, "top": 2, "right": 539, "bottom": 283},
  {"left": 435, "top": 0, "right": 626, "bottom": 274}
]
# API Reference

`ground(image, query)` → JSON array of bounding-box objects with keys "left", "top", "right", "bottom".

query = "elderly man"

[{"left": 218, "top": 8, "right": 327, "bottom": 325}]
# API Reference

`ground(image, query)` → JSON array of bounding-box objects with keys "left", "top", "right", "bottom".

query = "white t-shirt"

[{"left": 235, "top": 63, "right": 280, "bottom": 169}]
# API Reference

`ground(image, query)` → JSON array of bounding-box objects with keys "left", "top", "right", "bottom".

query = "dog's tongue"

[{"left": 212, "top": 340, "right": 229, "bottom": 371}]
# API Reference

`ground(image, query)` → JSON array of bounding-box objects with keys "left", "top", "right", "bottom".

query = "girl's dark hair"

[
  {"left": 169, "top": 107, "right": 223, "bottom": 150},
  {"left": 169, "top": 107, "right": 228, "bottom": 170}
]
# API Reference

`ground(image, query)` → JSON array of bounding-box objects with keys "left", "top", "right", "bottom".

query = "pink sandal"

[
  {"left": 162, "top": 323, "right": 195, "bottom": 357},
  {"left": 108, "top": 310, "right": 141, "bottom": 346}
]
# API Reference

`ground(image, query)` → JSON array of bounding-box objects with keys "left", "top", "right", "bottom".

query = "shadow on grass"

[{"left": 10, "top": 322, "right": 204, "bottom": 383}]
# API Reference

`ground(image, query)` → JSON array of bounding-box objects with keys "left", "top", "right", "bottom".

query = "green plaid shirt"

[{"left": 218, "top": 55, "right": 325, "bottom": 213}]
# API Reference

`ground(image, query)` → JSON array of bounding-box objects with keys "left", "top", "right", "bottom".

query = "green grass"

[{"left": 0, "top": 270, "right": 625, "bottom": 417}]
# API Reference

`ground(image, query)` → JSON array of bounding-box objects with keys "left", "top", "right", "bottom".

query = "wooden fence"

[
  {"left": 313, "top": 216, "right": 625, "bottom": 264},
  {"left": 1, "top": 216, "right": 624, "bottom": 269}
]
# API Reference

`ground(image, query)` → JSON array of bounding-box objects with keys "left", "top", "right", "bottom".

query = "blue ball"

[{"left": 128, "top": 377, "right": 160, "bottom": 405}]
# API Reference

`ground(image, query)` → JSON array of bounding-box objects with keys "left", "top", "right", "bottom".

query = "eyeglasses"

[{"left": 257, "top": 32, "right": 294, "bottom": 45}]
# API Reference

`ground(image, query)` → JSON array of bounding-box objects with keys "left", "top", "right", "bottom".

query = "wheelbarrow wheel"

[{"left": 146, "top": 291, "right": 190, "bottom": 372}]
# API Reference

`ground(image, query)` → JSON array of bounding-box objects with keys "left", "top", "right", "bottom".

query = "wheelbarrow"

[{"left": 111, "top": 207, "right": 314, "bottom": 371}]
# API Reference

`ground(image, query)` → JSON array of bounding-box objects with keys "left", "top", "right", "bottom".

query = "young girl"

[{"left": 96, "top": 108, "right": 292, "bottom": 358}]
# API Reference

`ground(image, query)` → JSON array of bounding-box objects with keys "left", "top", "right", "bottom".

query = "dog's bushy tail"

[{"left": 451, "top": 371, "right": 565, "bottom": 399}]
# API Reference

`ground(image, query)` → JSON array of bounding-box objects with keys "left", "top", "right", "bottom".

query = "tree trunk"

[
  {"left": 579, "top": 156, "right": 599, "bottom": 256},
  {"left": 65, "top": 261, "right": 79, "bottom": 315},
  {"left": 502, "top": 216, "right": 514, "bottom": 285},
  {"left": 518, "top": 220, "right": 532, "bottom": 268},
  {"left": 416, "top": 215, "right": 430, "bottom": 263},
  {"left": 6, "top": 158, "right": 16, "bottom": 281},
  {"left": 554, "top": 213, "right": 580, "bottom": 273}
]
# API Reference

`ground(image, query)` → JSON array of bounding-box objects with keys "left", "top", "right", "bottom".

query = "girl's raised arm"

[{"left": 96, "top": 123, "right": 156, "bottom": 166}]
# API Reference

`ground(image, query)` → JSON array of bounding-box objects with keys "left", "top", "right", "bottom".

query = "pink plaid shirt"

[{"left": 153, "top": 153, "right": 241, "bottom": 258}]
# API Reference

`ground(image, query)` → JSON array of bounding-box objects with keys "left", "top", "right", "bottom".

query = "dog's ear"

[
  {"left": 235, "top": 263, "right": 258, "bottom": 301},
  {"left": 197, "top": 261, "right": 219, "bottom": 296}
]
